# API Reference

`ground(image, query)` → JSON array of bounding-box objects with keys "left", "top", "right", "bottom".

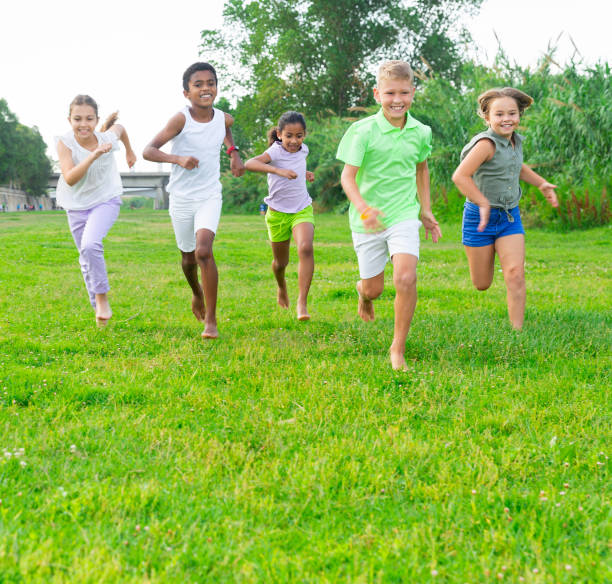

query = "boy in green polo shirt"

[{"left": 337, "top": 60, "right": 441, "bottom": 371}]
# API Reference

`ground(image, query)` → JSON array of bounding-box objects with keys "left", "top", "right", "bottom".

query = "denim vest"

[{"left": 460, "top": 128, "right": 524, "bottom": 211}]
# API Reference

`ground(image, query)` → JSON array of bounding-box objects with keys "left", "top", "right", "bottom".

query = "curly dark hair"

[
  {"left": 267, "top": 111, "right": 307, "bottom": 146},
  {"left": 182, "top": 62, "right": 217, "bottom": 91}
]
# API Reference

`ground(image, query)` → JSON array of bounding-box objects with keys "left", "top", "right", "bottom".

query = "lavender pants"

[{"left": 66, "top": 197, "right": 121, "bottom": 308}]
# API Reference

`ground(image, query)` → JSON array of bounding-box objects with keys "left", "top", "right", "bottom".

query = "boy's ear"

[
  {"left": 373, "top": 87, "right": 380, "bottom": 103},
  {"left": 183, "top": 89, "right": 189, "bottom": 98}
]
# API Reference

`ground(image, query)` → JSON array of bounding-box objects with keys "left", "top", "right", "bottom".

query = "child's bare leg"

[
  {"left": 181, "top": 251, "right": 206, "bottom": 322},
  {"left": 270, "top": 240, "right": 291, "bottom": 309},
  {"left": 496, "top": 234, "right": 526, "bottom": 330},
  {"left": 195, "top": 229, "right": 218, "bottom": 338},
  {"left": 356, "top": 273, "right": 384, "bottom": 322},
  {"left": 293, "top": 222, "right": 314, "bottom": 320},
  {"left": 390, "top": 253, "right": 418, "bottom": 370},
  {"left": 463, "top": 244, "right": 495, "bottom": 290},
  {"left": 95, "top": 292, "right": 112, "bottom": 326}
]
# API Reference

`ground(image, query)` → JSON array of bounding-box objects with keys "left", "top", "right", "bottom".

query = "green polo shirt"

[{"left": 336, "top": 108, "right": 432, "bottom": 233}]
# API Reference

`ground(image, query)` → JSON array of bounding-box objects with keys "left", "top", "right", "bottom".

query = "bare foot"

[
  {"left": 390, "top": 350, "right": 408, "bottom": 371},
  {"left": 297, "top": 302, "right": 310, "bottom": 321},
  {"left": 277, "top": 285, "right": 289, "bottom": 309},
  {"left": 96, "top": 316, "right": 111, "bottom": 328},
  {"left": 356, "top": 281, "right": 375, "bottom": 322},
  {"left": 191, "top": 293, "right": 206, "bottom": 322},
  {"left": 95, "top": 293, "right": 112, "bottom": 327},
  {"left": 201, "top": 322, "right": 219, "bottom": 339}
]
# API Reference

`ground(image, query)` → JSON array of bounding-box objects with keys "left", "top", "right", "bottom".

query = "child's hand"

[
  {"left": 126, "top": 149, "right": 137, "bottom": 168},
  {"left": 476, "top": 202, "right": 490, "bottom": 232},
  {"left": 539, "top": 181, "right": 559, "bottom": 207},
  {"left": 361, "top": 207, "right": 385, "bottom": 232},
  {"left": 93, "top": 143, "right": 113, "bottom": 158},
  {"left": 276, "top": 168, "right": 297, "bottom": 180},
  {"left": 230, "top": 155, "right": 246, "bottom": 177},
  {"left": 177, "top": 156, "right": 199, "bottom": 170},
  {"left": 306, "top": 171, "right": 315, "bottom": 183},
  {"left": 421, "top": 210, "right": 441, "bottom": 243}
]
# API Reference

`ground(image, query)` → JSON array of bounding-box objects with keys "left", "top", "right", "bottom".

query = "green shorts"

[{"left": 265, "top": 205, "right": 315, "bottom": 242}]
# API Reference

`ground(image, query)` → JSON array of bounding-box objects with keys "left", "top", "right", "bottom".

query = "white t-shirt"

[
  {"left": 167, "top": 106, "right": 226, "bottom": 204},
  {"left": 55, "top": 130, "right": 122, "bottom": 210}
]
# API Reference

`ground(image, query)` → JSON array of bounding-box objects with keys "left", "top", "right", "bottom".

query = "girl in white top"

[
  {"left": 143, "top": 62, "right": 245, "bottom": 340},
  {"left": 245, "top": 111, "right": 315, "bottom": 321},
  {"left": 56, "top": 94, "right": 136, "bottom": 326}
]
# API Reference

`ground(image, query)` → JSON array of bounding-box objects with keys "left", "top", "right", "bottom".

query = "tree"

[
  {"left": 200, "top": 0, "right": 482, "bottom": 143},
  {"left": 0, "top": 98, "right": 52, "bottom": 196}
]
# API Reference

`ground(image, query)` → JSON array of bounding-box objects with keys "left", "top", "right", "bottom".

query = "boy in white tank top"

[{"left": 143, "top": 62, "right": 245, "bottom": 339}]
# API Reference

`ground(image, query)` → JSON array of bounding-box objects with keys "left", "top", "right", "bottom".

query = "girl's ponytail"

[
  {"left": 267, "top": 126, "right": 280, "bottom": 146},
  {"left": 99, "top": 111, "right": 119, "bottom": 132}
]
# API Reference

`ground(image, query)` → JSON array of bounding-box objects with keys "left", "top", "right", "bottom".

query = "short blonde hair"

[
  {"left": 477, "top": 87, "right": 534, "bottom": 118},
  {"left": 377, "top": 60, "right": 414, "bottom": 85}
]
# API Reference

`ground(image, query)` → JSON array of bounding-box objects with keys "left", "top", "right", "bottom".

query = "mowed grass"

[{"left": 0, "top": 209, "right": 610, "bottom": 583}]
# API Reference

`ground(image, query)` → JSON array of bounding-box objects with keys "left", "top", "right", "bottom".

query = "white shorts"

[
  {"left": 351, "top": 219, "right": 421, "bottom": 279},
  {"left": 169, "top": 196, "right": 222, "bottom": 252}
]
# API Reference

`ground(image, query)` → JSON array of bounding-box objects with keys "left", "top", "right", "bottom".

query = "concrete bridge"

[{"left": 48, "top": 172, "right": 170, "bottom": 209}]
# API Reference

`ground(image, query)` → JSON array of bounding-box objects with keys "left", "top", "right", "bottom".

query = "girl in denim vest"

[{"left": 452, "top": 88, "right": 558, "bottom": 330}]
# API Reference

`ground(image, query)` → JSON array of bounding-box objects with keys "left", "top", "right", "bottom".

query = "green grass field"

[{"left": 0, "top": 210, "right": 610, "bottom": 583}]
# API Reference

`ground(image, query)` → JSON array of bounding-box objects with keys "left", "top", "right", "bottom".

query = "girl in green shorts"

[{"left": 245, "top": 111, "right": 315, "bottom": 321}]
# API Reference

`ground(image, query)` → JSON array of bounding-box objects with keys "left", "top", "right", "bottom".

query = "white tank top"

[
  {"left": 54, "top": 130, "right": 122, "bottom": 210},
  {"left": 167, "top": 106, "right": 226, "bottom": 201}
]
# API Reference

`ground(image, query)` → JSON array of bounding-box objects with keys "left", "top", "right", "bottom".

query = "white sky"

[{"left": 1, "top": 0, "right": 609, "bottom": 172}]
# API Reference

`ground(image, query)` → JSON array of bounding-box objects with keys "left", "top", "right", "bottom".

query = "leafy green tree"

[
  {"left": 0, "top": 98, "right": 52, "bottom": 196},
  {"left": 201, "top": 0, "right": 482, "bottom": 145},
  {"left": 0, "top": 98, "right": 19, "bottom": 185}
]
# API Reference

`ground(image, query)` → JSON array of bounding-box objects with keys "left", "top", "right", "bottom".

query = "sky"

[{"left": 1, "top": 0, "right": 609, "bottom": 173}]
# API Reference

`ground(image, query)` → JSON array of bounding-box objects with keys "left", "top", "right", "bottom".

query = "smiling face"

[
  {"left": 485, "top": 96, "right": 521, "bottom": 139},
  {"left": 68, "top": 104, "right": 98, "bottom": 143},
  {"left": 278, "top": 122, "right": 306, "bottom": 153},
  {"left": 373, "top": 77, "right": 416, "bottom": 128},
  {"left": 184, "top": 69, "right": 217, "bottom": 108}
]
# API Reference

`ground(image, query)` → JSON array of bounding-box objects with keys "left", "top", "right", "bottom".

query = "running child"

[
  {"left": 143, "top": 62, "right": 245, "bottom": 339},
  {"left": 337, "top": 60, "right": 441, "bottom": 371},
  {"left": 55, "top": 94, "right": 136, "bottom": 327},
  {"left": 452, "top": 87, "right": 559, "bottom": 330},
  {"left": 245, "top": 111, "right": 315, "bottom": 321}
]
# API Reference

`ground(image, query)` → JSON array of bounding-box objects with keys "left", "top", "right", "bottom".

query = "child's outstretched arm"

[
  {"left": 245, "top": 152, "right": 298, "bottom": 180},
  {"left": 520, "top": 164, "right": 559, "bottom": 207},
  {"left": 57, "top": 140, "right": 112, "bottom": 186},
  {"left": 416, "top": 160, "right": 441, "bottom": 243},
  {"left": 340, "top": 164, "right": 384, "bottom": 231},
  {"left": 452, "top": 139, "right": 495, "bottom": 231},
  {"left": 109, "top": 124, "right": 136, "bottom": 168},
  {"left": 223, "top": 113, "right": 245, "bottom": 177},
  {"left": 142, "top": 114, "right": 198, "bottom": 169}
]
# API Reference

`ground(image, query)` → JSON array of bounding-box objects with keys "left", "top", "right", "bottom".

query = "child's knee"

[
  {"left": 195, "top": 244, "right": 213, "bottom": 264},
  {"left": 362, "top": 280, "right": 384, "bottom": 300},
  {"left": 473, "top": 279, "right": 492, "bottom": 291},
  {"left": 297, "top": 240, "right": 313, "bottom": 258},
  {"left": 181, "top": 253, "right": 197, "bottom": 269},
  {"left": 272, "top": 257, "right": 289, "bottom": 270},
  {"left": 393, "top": 270, "right": 417, "bottom": 292},
  {"left": 81, "top": 239, "right": 102, "bottom": 256},
  {"left": 504, "top": 264, "right": 525, "bottom": 289}
]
